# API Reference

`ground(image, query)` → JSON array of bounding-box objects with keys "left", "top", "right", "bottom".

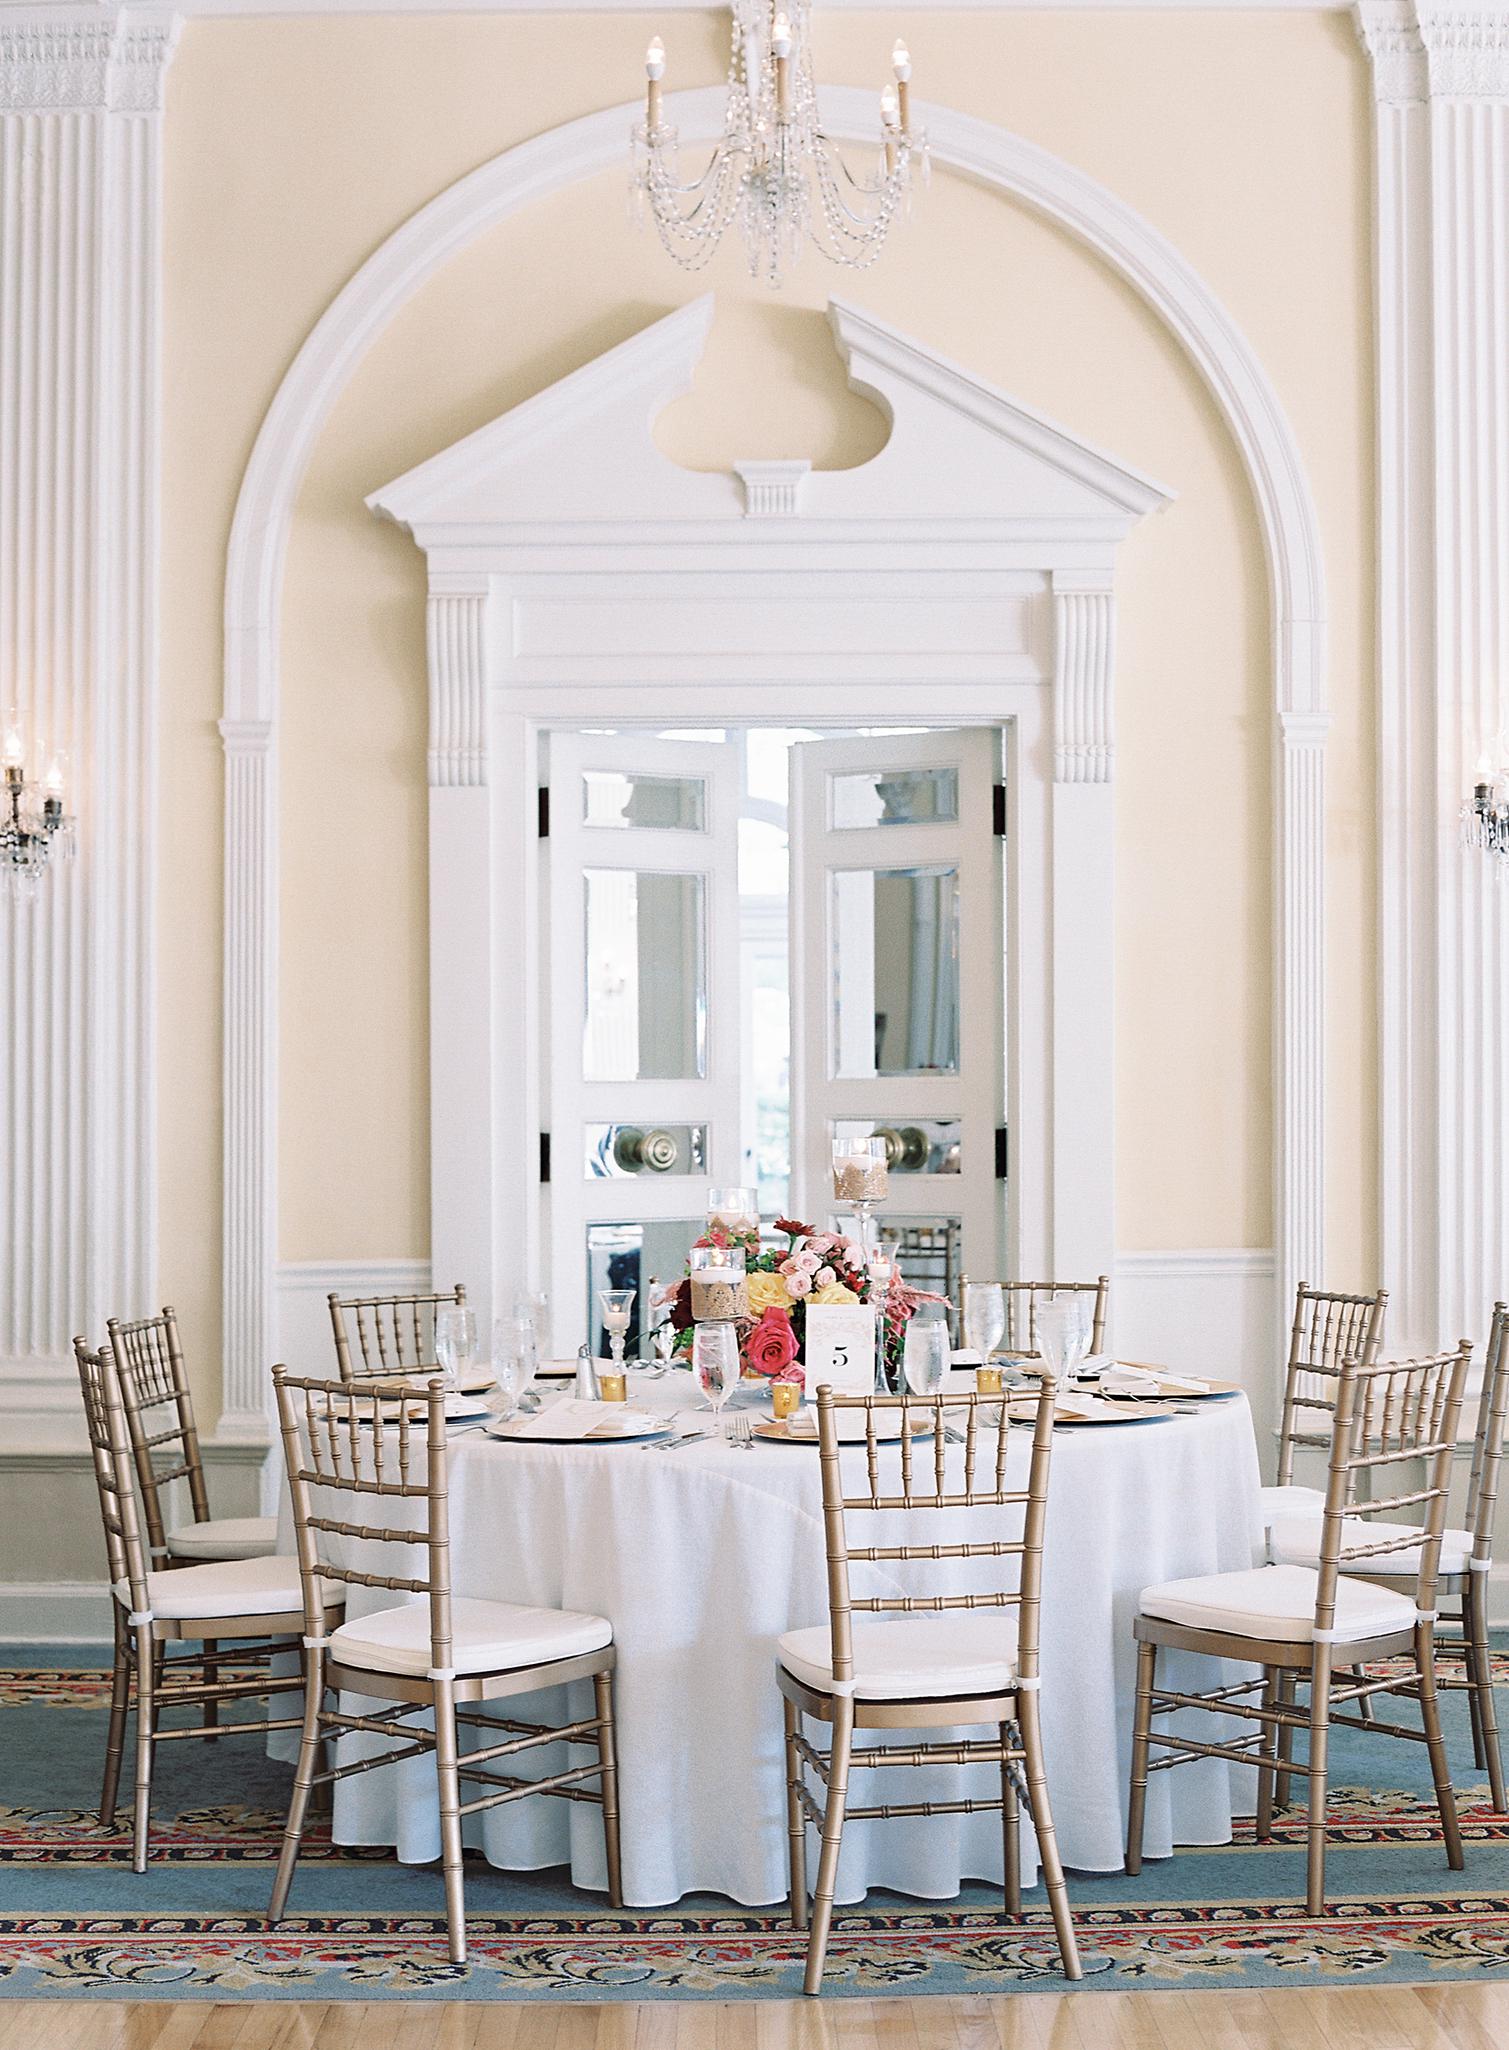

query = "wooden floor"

[{"left": 4, "top": 1989, "right": 1509, "bottom": 2050}]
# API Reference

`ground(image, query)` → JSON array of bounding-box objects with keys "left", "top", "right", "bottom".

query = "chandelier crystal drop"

[
  {"left": 1464, "top": 732, "right": 1509, "bottom": 877},
  {"left": 630, "top": 2, "right": 926, "bottom": 288},
  {"left": 2, "top": 708, "right": 75, "bottom": 903}
]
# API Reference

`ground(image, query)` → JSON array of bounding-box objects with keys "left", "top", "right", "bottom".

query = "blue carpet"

[{"left": 2, "top": 1644, "right": 1507, "bottom": 1999}]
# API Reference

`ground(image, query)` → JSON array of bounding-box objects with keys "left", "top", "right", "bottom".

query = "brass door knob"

[
  {"left": 613, "top": 1126, "right": 680, "bottom": 1174},
  {"left": 875, "top": 1125, "right": 930, "bottom": 1171}
]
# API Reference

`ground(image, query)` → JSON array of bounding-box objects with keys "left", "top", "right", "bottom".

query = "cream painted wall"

[{"left": 159, "top": 11, "right": 1374, "bottom": 1425}]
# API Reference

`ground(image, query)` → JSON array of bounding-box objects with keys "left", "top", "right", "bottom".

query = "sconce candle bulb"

[
  {"left": 2, "top": 711, "right": 75, "bottom": 900},
  {"left": 1464, "top": 726, "right": 1509, "bottom": 874}
]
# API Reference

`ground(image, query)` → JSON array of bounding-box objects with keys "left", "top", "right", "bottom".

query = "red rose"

[
  {"left": 668, "top": 1279, "right": 694, "bottom": 1333},
  {"left": 744, "top": 1306, "right": 799, "bottom": 1378}
]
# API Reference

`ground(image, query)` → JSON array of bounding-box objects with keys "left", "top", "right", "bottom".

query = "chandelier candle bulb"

[
  {"left": 881, "top": 86, "right": 899, "bottom": 174},
  {"left": 645, "top": 37, "right": 665, "bottom": 130},
  {"left": 773, "top": 13, "right": 793, "bottom": 117},
  {"left": 891, "top": 42, "right": 912, "bottom": 131}
]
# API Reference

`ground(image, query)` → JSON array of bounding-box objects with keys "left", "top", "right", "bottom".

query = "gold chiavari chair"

[
  {"left": 271, "top": 1367, "right": 623, "bottom": 1965},
  {"left": 1269, "top": 1303, "right": 1509, "bottom": 1812},
  {"left": 1126, "top": 1341, "right": 1472, "bottom": 1913},
  {"left": 1260, "top": 1282, "right": 1388, "bottom": 1543},
  {"left": 108, "top": 1309, "right": 279, "bottom": 1565},
  {"left": 776, "top": 1376, "right": 1080, "bottom": 1996},
  {"left": 328, "top": 1284, "right": 468, "bottom": 1384},
  {"left": 74, "top": 1338, "right": 339, "bottom": 1867}
]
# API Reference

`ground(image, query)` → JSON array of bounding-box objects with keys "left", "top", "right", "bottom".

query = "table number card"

[{"left": 804, "top": 1304, "right": 875, "bottom": 1395}]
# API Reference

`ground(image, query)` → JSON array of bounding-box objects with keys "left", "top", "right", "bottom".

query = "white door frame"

[{"left": 367, "top": 300, "right": 1171, "bottom": 1338}]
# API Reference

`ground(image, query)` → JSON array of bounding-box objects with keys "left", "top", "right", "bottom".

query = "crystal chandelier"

[
  {"left": 1463, "top": 732, "right": 1509, "bottom": 877},
  {"left": 630, "top": 2, "right": 926, "bottom": 287},
  {"left": 2, "top": 708, "right": 75, "bottom": 903}
]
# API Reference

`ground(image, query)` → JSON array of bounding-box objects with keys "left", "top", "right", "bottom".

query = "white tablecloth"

[{"left": 275, "top": 1376, "right": 1263, "bottom": 1907}]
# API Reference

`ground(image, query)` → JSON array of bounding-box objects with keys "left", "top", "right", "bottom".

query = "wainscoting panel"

[{"left": 1112, "top": 1250, "right": 1279, "bottom": 1453}]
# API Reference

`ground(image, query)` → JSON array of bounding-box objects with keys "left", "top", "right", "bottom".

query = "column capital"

[
  {"left": 1358, "top": 1, "right": 1509, "bottom": 102},
  {"left": 219, "top": 717, "right": 274, "bottom": 757},
  {"left": 1357, "top": 2, "right": 1429, "bottom": 104},
  {"left": 0, "top": 7, "right": 179, "bottom": 116}
]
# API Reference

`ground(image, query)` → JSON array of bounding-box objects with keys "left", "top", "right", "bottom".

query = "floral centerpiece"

[{"left": 659, "top": 1216, "right": 930, "bottom": 1388}]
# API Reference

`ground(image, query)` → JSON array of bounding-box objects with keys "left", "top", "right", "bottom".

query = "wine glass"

[
  {"left": 598, "top": 1287, "right": 636, "bottom": 1371},
  {"left": 493, "top": 1314, "right": 538, "bottom": 1414},
  {"left": 512, "top": 1286, "right": 549, "bottom": 1346},
  {"left": 435, "top": 1304, "right": 477, "bottom": 1399},
  {"left": 1036, "top": 1294, "right": 1091, "bottom": 1391},
  {"left": 693, "top": 1322, "right": 742, "bottom": 1438},
  {"left": 963, "top": 1282, "right": 1005, "bottom": 1367},
  {"left": 903, "top": 1316, "right": 949, "bottom": 1398}
]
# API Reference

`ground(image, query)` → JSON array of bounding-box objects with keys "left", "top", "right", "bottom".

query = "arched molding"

[{"left": 220, "top": 85, "right": 1327, "bottom": 1435}]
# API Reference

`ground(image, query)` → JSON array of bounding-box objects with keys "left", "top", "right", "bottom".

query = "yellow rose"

[
  {"left": 809, "top": 1281, "right": 859, "bottom": 1306},
  {"left": 746, "top": 1269, "right": 794, "bottom": 1314}
]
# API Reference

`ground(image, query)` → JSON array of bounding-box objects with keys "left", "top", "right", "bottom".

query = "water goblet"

[
  {"left": 493, "top": 1314, "right": 538, "bottom": 1414},
  {"left": 964, "top": 1282, "right": 1005, "bottom": 1368},
  {"left": 692, "top": 1322, "right": 742, "bottom": 1438},
  {"left": 1035, "top": 1294, "right": 1091, "bottom": 1392},
  {"left": 903, "top": 1316, "right": 950, "bottom": 1399},
  {"left": 512, "top": 1286, "right": 549, "bottom": 1345},
  {"left": 435, "top": 1304, "right": 477, "bottom": 1399},
  {"left": 598, "top": 1287, "right": 636, "bottom": 1371}
]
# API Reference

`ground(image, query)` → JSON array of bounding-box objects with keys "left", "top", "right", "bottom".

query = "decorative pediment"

[{"left": 367, "top": 295, "right": 1172, "bottom": 545}]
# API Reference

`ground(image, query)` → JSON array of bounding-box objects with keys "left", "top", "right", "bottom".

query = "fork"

[{"left": 726, "top": 1412, "right": 755, "bottom": 1451}]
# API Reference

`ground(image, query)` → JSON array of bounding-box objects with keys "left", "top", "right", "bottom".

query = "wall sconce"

[{"left": 2, "top": 708, "right": 75, "bottom": 902}]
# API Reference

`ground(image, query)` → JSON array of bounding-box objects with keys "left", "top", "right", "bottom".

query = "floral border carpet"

[{"left": 2, "top": 1652, "right": 1508, "bottom": 2000}]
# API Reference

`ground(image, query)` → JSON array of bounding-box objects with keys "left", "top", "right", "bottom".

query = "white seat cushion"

[
  {"left": 166, "top": 1515, "right": 280, "bottom": 1563},
  {"left": 1140, "top": 1562, "right": 1417, "bottom": 1645},
  {"left": 1259, "top": 1483, "right": 1326, "bottom": 1535},
  {"left": 777, "top": 1613, "right": 1018, "bottom": 1701},
  {"left": 1270, "top": 1514, "right": 1475, "bottom": 1581},
  {"left": 116, "top": 1552, "right": 337, "bottom": 1623},
  {"left": 330, "top": 1596, "right": 613, "bottom": 1678}
]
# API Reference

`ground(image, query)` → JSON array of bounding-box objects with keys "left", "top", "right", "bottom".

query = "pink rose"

[
  {"left": 795, "top": 1250, "right": 820, "bottom": 1274},
  {"left": 785, "top": 1269, "right": 813, "bottom": 1297},
  {"left": 744, "top": 1308, "right": 800, "bottom": 1379},
  {"left": 814, "top": 1266, "right": 835, "bottom": 1288},
  {"left": 775, "top": 1361, "right": 805, "bottom": 1389}
]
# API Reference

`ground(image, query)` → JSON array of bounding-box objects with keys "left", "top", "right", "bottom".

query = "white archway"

[{"left": 217, "top": 87, "right": 1327, "bottom": 1438}]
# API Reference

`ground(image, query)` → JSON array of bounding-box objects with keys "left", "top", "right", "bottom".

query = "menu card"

[{"left": 803, "top": 1304, "right": 876, "bottom": 1396}]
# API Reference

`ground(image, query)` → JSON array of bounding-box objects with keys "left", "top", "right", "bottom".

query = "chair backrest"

[
  {"left": 1274, "top": 1282, "right": 1388, "bottom": 1486},
  {"left": 106, "top": 1307, "right": 209, "bottom": 1561},
  {"left": 273, "top": 1366, "right": 452, "bottom": 1670},
  {"left": 73, "top": 1336, "right": 152, "bottom": 1619},
  {"left": 812, "top": 1373, "right": 1059, "bottom": 1691},
  {"left": 958, "top": 1278, "right": 1110, "bottom": 1357},
  {"left": 1312, "top": 1343, "right": 1473, "bottom": 1632},
  {"left": 328, "top": 1286, "right": 468, "bottom": 1383},
  {"left": 1464, "top": 1303, "right": 1509, "bottom": 1566}
]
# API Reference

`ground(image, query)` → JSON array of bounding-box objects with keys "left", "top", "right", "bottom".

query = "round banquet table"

[{"left": 274, "top": 1374, "right": 1264, "bottom": 1908}]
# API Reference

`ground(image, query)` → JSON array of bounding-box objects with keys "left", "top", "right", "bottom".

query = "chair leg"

[
  {"left": 100, "top": 1614, "right": 131, "bottom": 1828},
  {"left": 1255, "top": 1667, "right": 1279, "bottom": 1844},
  {"left": 783, "top": 1695, "right": 809, "bottom": 1932},
  {"left": 131, "top": 1624, "right": 157, "bottom": 1874},
  {"left": 1465, "top": 1630, "right": 1488, "bottom": 1772},
  {"left": 1350, "top": 1664, "right": 1374, "bottom": 1724},
  {"left": 432, "top": 1676, "right": 469, "bottom": 1967},
  {"left": 1125, "top": 1638, "right": 1156, "bottom": 1876},
  {"left": 1001, "top": 1724, "right": 1021, "bottom": 1918},
  {"left": 803, "top": 1695, "right": 854, "bottom": 1997},
  {"left": 593, "top": 1670, "right": 624, "bottom": 1910},
  {"left": 1304, "top": 1653, "right": 1332, "bottom": 1915},
  {"left": 202, "top": 1639, "right": 219, "bottom": 1742},
  {"left": 269, "top": 1646, "right": 325, "bottom": 1924},
  {"left": 1467, "top": 1577, "right": 1506, "bottom": 1813},
  {"left": 1274, "top": 1667, "right": 1297, "bottom": 1811},
  {"left": 1018, "top": 1688, "right": 1080, "bottom": 1981},
  {"left": 1417, "top": 1631, "right": 1465, "bottom": 1871}
]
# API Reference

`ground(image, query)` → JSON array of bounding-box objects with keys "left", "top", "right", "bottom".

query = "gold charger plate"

[
  {"left": 1093, "top": 1366, "right": 1242, "bottom": 1402},
  {"left": 1005, "top": 1398, "right": 1179, "bottom": 1427},
  {"left": 754, "top": 1413, "right": 937, "bottom": 1446}
]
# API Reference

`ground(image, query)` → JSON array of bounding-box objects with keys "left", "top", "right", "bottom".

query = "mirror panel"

[
  {"left": 583, "top": 870, "right": 707, "bottom": 1082},
  {"left": 583, "top": 770, "right": 706, "bottom": 832},
  {"left": 831, "top": 865, "right": 960, "bottom": 1077},
  {"left": 830, "top": 766, "right": 959, "bottom": 830},
  {"left": 585, "top": 1220, "right": 701, "bottom": 1358}
]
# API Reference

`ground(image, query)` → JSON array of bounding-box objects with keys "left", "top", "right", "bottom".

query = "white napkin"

[
  {"left": 1100, "top": 1365, "right": 1161, "bottom": 1396},
  {"left": 504, "top": 1398, "right": 646, "bottom": 1439}
]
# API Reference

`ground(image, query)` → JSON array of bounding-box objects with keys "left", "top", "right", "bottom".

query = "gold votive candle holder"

[
  {"left": 975, "top": 1365, "right": 1003, "bottom": 1397},
  {"left": 599, "top": 1369, "right": 627, "bottom": 1403},
  {"left": 771, "top": 1382, "right": 801, "bottom": 1422}
]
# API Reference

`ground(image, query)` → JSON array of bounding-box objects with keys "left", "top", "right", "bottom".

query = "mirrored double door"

[{"left": 545, "top": 727, "right": 1005, "bottom": 1355}]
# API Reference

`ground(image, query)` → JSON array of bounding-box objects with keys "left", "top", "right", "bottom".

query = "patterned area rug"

[{"left": 3, "top": 1649, "right": 1508, "bottom": 2000}]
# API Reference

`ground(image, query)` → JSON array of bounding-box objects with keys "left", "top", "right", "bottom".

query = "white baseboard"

[{"left": 0, "top": 1582, "right": 112, "bottom": 1645}]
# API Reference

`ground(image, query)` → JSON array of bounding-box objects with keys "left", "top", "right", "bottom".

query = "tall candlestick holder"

[{"left": 831, "top": 1134, "right": 889, "bottom": 1260}]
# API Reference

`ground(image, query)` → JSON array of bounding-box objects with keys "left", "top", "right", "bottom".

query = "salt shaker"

[{"left": 574, "top": 1343, "right": 600, "bottom": 1401}]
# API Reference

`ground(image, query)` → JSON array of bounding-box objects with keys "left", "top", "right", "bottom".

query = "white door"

[
  {"left": 789, "top": 729, "right": 1005, "bottom": 1300},
  {"left": 546, "top": 734, "right": 742, "bottom": 1356}
]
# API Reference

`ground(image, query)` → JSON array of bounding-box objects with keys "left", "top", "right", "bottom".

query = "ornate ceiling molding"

[{"left": 0, "top": 10, "right": 178, "bottom": 114}]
